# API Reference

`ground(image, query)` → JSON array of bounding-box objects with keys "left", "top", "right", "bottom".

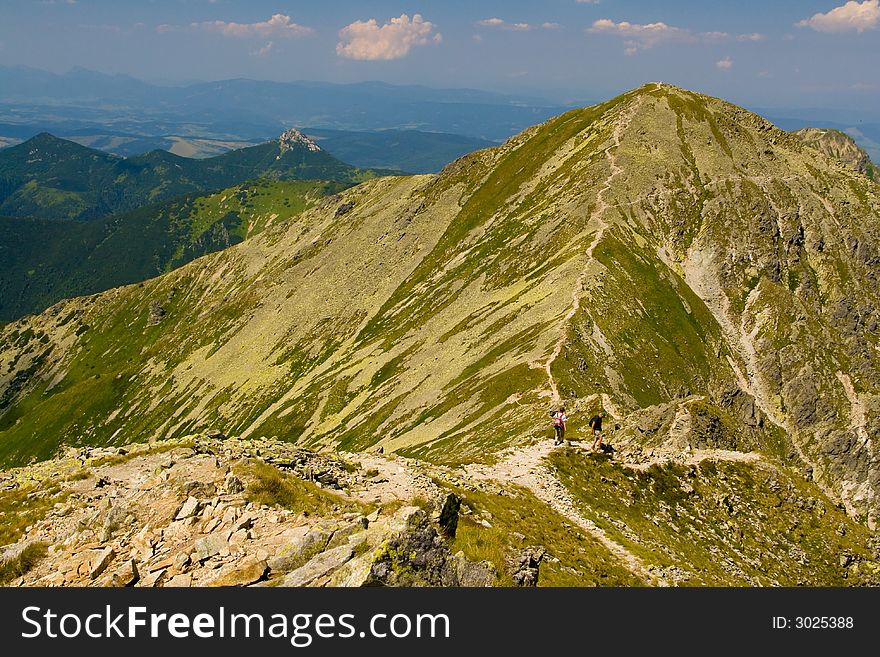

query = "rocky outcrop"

[
  {"left": 793, "top": 127, "right": 876, "bottom": 180},
  {"left": 278, "top": 128, "right": 321, "bottom": 154},
  {"left": 362, "top": 507, "right": 495, "bottom": 587},
  {"left": 507, "top": 547, "right": 545, "bottom": 587},
  {"left": 147, "top": 300, "right": 165, "bottom": 326}
]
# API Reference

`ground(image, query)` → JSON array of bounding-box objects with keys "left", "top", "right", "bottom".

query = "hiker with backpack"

[
  {"left": 550, "top": 406, "right": 567, "bottom": 445},
  {"left": 590, "top": 410, "right": 607, "bottom": 451}
]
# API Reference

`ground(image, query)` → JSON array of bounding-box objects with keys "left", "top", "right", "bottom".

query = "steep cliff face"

[{"left": 1, "top": 84, "right": 879, "bottom": 528}]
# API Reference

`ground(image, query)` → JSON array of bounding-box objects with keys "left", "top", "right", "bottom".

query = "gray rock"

[
  {"left": 175, "top": 496, "right": 201, "bottom": 520},
  {"left": 89, "top": 547, "right": 116, "bottom": 580},
  {"left": 507, "top": 546, "right": 545, "bottom": 587},
  {"left": 453, "top": 552, "right": 496, "bottom": 587},
  {"left": 224, "top": 474, "right": 244, "bottom": 494},
  {"left": 194, "top": 533, "right": 228, "bottom": 561},
  {"left": 147, "top": 300, "right": 165, "bottom": 326},
  {"left": 206, "top": 558, "right": 267, "bottom": 587},
  {"left": 278, "top": 544, "right": 355, "bottom": 587},
  {"left": 267, "top": 527, "right": 330, "bottom": 573}
]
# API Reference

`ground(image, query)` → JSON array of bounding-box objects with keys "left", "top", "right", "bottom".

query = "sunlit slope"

[{"left": 2, "top": 84, "right": 878, "bottom": 525}]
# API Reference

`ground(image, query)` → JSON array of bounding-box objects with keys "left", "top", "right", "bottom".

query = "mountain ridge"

[
  {"left": 0, "top": 131, "right": 390, "bottom": 221},
  {"left": 1, "top": 83, "right": 879, "bottom": 534}
]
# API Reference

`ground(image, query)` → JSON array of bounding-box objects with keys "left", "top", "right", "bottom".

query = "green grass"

[
  {"left": 445, "top": 483, "right": 643, "bottom": 587},
  {"left": 0, "top": 542, "right": 48, "bottom": 585},
  {"left": 237, "top": 460, "right": 369, "bottom": 517},
  {"left": 549, "top": 448, "right": 878, "bottom": 586},
  {"left": 0, "top": 482, "right": 68, "bottom": 546}
]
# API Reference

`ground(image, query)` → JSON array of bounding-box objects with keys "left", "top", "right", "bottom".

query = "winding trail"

[
  {"left": 539, "top": 96, "right": 643, "bottom": 403},
  {"left": 464, "top": 438, "right": 667, "bottom": 586}
]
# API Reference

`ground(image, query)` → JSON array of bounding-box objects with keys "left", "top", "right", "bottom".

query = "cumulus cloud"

[
  {"left": 716, "top": 56, "right": 733, "bottom": 70},
  {"left": 737, "top": 32, "right": 766, "bottom": 41},
  {"left": 797, "top": 0, "right": 879, "bottom": 32},
  {"left": 158, "top": 14, "right": 313, "bottom": 38},
  {"left": 336, "top": 14, "right": 441, "bottom": 61},
  {"left": 589, "top": 18, "right": 728, "bottom": 54}
]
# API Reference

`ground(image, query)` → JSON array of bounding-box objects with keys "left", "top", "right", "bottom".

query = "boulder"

[
  {"left": 224, "top": 474, "right": 244, "bottom": 494},
  {"left": 89, "top": 547, "right": 116, "bottom": 580},
  {"left": 507, "top": 546, "right": 545, "bottom": 587},
  {"left": 100, "top": 559, "right": 139, "bottom": 587},
  {"left": 175, "top": 496, "right": 201, "bottom": 520},
  {"left": 164, "top": 573, "right": 193, "bottom": 587},
  {"left": 193, "top": 533, "right": 228, "bottom": 561},
  {"left": 277, "top": 544, "right": 355, "bottom": 587},
  {"left": 267, "top": 527, "right": 330, "bottom": 573},
  {"left": 453, "top": 552, "right": 496, "bottom": 587},
  {"left": 147, "top": 300, "right": 165, "bottom": 325}
]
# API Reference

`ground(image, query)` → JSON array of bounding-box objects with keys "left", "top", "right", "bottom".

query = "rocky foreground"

[
  {"left": 0, "top": 435, "right": 505, "bottom": 588},
  {"left": 2, "top": 429, "right": 879, "bottom": 588}
]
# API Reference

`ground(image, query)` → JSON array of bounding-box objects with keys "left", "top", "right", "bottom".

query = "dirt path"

[
  {"left": 539, "top": 96, "right": 643, "bottom": 403},
  {"left": 464, "top": 438, "right": 667, "bottom": 586},
  {"left": 351, "top": 452, "right": 442, "bottom": 505}
]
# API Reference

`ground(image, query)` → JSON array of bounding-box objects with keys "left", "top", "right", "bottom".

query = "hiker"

[
  {"left": 550, "top": 406, "right": 567, "bottom": 444},
  {"left": 590, "top": 410, "right": 607, "bottom": 451}
]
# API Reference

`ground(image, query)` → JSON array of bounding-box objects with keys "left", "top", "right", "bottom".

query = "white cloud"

[
  {"left": 576, "top": 0, "right": 601, "bottom": 3},
  {"left": 336, "top": 14, "right": 441, "bottom": 61},
  {"left": 797, "top": 0, "right": 879, "bottom": 33},
  {"left": 159, "top": 14, "right": 312, "bottom": 38},
  {"left": 477, "top": 18, "right": 560, "bottom": 31},
  {"left": 197, "top": 14, "right": 312, "bottom": 38},
  {"left": 737, "top": 32, "right": 766, "bottom": 41},
  {"left": 251, "top": 41, "right": 274, "bottom": 57},
  {"left": 588, "top": 18, "right": 728, "bottom": 54},
  {"left": 716, "top": 56, "right": 733, "bottom": 70}
]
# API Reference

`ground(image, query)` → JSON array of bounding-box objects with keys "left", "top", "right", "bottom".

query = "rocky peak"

[
  {"left": 793, "top": 127, "right": 876, "bottom": 180},
  {"left": 277, "top": 128, "right": 321, "bottom": 155}
]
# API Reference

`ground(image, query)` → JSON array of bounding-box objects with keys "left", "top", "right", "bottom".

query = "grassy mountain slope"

[
  {"left": 793, "top": 127, "right": 878, "bottom": 181},
  {"left": 0, "top": 179, "right": 346, "bottom": 321},
  {"left": 1, "top": 83, "right": 879, "bottom": 534},
  {"left": 0, "top": 131, "right": 388, "bottom": 221}
]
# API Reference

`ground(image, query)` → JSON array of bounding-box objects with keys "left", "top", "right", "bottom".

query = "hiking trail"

[
  {"left": 539, "top": 95, "right": 643, "bottom": 403},
  {"left": 463, "top": 438, "right": 667, "bottom": 586}
]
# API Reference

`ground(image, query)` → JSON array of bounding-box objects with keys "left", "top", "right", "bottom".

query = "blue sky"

[{"left": 1, "top": 0, "right": 878, "bottom": 112}]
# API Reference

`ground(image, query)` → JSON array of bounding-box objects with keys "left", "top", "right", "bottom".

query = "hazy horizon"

[{"left": 1, "top": 1, "right": 878, "bottom": 115}]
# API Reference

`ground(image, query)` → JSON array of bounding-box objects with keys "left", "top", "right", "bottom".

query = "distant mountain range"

[
  {"left": 0, "top": 130, "right": 387, "bottom": 221},
  {"left": 0, "top": 66, "right": 570, "bottom": 143}
]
